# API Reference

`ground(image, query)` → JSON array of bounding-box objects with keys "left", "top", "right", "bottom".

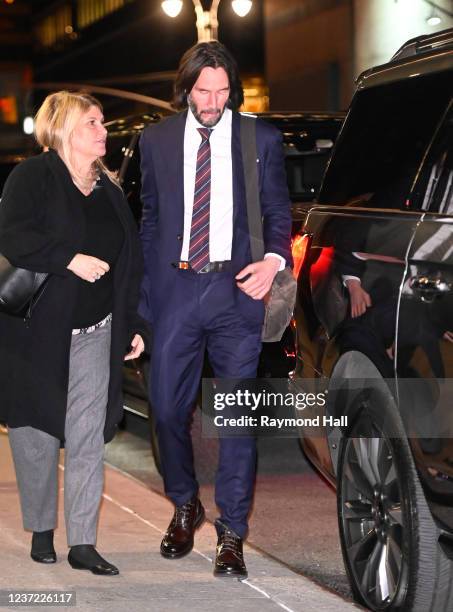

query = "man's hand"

[
  {"left": 235, "top": 257, "right": 281, "bottom": 300},
  {"left": 345, "top": 278, "right": 372, "bottom": 318},
  {"left": 124, "top": 334, "right": 145, "bottom": 361},
  {"left": 67, "top": 254, "right": 110, "bottom": 283}
]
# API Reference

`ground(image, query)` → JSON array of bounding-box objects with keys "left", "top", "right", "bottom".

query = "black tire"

[{"left": 337, "top": 388, "right": 453, "bottom": 611}]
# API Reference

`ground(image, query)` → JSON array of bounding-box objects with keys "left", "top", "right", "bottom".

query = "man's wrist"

[{"left": 264, "top": 253, "right": 285, "bottom": 271}]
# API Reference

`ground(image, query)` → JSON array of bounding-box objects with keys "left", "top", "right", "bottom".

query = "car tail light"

[
  {"left": 291, "top": 233, "right": 310, "bottom": 279},
  {"left": 310, "top": 245, "right": 334, "bottom": 287}
]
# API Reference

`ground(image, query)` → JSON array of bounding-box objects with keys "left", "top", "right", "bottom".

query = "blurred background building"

[
  {"left": 0, "top": 0, "right": 32, "bottom": 159},
  {"left": 0, "top": 0, "right": 452, "bottom": 160},
  {"left": 265, "top": 0, "right": 453, "bottom": 110},
  {"left": 30, "top": 0, "right": 264, "bottom": 103}
]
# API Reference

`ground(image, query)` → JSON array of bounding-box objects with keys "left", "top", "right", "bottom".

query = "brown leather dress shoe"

[
  {"left": 214, "top": 529, "right": 248, "bottom": 579},
  {"left": 160, "top": 497, "right": 205, "bottom": 559}
]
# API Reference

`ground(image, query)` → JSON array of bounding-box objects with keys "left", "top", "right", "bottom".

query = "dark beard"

[{"left": 188, "top": 95, "right": 225, "bottom": 127}]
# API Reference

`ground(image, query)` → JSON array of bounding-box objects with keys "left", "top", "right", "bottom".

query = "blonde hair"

[{"left": 34, "top": 90, "right": 119, "bottom": 189}]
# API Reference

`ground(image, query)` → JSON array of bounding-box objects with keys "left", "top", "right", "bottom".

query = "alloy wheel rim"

[{"left": 341, "top": 432, "right": 405, "bottom": 609}]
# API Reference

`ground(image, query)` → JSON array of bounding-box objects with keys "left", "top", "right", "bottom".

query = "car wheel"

[{"left": 337, "top": 389, "right": 453, "bottom": 611}]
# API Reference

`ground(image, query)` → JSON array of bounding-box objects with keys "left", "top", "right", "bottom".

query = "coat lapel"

[
  {"left": 44, "top": 150, "right": 86, "bottom": 247},
  {"left": 167, "top": 110, "right": 187, "bottom": 233}
]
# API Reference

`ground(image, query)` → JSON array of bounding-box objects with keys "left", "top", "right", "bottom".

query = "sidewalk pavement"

[{"left": 0, "top": 431, "right": 360, "bottom": 612}]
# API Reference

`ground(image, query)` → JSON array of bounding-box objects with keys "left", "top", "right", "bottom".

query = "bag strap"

[{"left": 240, "top": 114, "right": 265, "bottom": 263}]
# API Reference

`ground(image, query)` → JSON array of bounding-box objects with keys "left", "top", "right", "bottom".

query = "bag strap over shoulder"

[{"left": 240, "top": 114, "right": 265, "bottom": 263}]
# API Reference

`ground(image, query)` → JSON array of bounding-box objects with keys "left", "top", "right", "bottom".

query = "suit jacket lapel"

[{"left": 169, "top": 110, "right": 187, "bottom": 234}]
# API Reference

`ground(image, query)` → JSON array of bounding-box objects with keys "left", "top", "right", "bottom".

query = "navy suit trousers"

[{"left": 150, "top": 269, "right": 262, "bottom": 538}]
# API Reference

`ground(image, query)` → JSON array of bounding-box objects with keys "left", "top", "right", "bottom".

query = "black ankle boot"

[
  {"left": 68, "top": 545, "right": 119, "bottom": 575},
  {"left": 31, "top": 530, "right": 56, "bottom": 564}
]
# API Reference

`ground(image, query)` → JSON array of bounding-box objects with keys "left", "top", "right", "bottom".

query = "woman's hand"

[
  {"left": 67, "top": 254, "right": 110, "bottom": 282},
  {"left": 124, "top": 334, "right": 145, "bottom": 361}
]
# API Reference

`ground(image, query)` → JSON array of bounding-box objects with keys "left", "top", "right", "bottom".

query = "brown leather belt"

[{"left": 172, "top": 261, "right": 232, "bottom": 273}]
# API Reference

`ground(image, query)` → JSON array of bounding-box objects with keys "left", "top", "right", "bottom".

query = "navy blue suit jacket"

[{"left": 139, "top": 110, "right": 292, "bottom": 326}]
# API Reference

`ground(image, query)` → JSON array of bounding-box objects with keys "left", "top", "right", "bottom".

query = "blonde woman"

[{"left": 0, "top": 91, "right": 148, "bottom": 575}]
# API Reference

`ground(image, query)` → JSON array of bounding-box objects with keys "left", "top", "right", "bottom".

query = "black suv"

[
  {"left": 106, "top": 110, "right": 344, "bottom": 224},
  {"left": 291, "top": 29, "right": 453, "bottom": 611},
  {"left": 105, "top": 110, "right": 344, "bottom": 459}
]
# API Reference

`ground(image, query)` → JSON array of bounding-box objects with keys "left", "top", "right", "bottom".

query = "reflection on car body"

[{"left": 290, "top": 27, "right": 453, "bottom": 612}]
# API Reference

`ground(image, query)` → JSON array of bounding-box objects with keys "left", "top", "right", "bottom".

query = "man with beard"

[{"left": 139, "top": 41, "right": 291, "bottom": 578}]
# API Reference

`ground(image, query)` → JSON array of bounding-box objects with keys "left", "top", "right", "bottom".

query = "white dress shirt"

[
  {"left": 181, "top": 107, "right": 285, "bottom": 270},
  {"left": 181, "top": 107, "right": 233, "bottom": 262}
]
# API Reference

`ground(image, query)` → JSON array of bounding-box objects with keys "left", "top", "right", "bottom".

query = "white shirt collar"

[{"left": 186, "top": 106, "right": 231, "bottom": 137}]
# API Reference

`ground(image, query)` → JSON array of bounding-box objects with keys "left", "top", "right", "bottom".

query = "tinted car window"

[
  {"left": 284, "top": 149, "right": 333, "bottom": 202},
  {"left": 106, "top": 133, "right": 143, "bottom": 225},
  {"left": 105, "top": 112, "right": 345, "bottom": 222},
  {"left": 272, "top": 116, "right": 342, "bottom": 203},
  {"left": 121, "top": 141, "right": 142, "bottom": 224},
  {"left": 319, "top": 71, "right": 452, "bottom": 210},
  {"left": 414, "top": 108, "right": 453, "bottom": 215},
  {"left": 112, "top": 138, "right": 333, "bottom": 213}
]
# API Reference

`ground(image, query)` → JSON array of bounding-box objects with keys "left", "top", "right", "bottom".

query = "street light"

[
  {"left": 231, "top": 0, "right": 252, "bottom": 18},
  {"left": 161, "top": 0, "right": 253, "bottom": 42},
  {"left": 161, "top": 0, "right": 183, "bottom": 18},
  {"left": 23, "top": 116, "right": 34, "bottom": 135}
]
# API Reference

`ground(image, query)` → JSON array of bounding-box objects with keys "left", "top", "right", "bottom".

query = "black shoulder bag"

[
  {"left": 0, "top": 254, "right": 49, "bottom": 320},
  {"left": 240, "top": 114, "right": 297, "bottom": 342}
]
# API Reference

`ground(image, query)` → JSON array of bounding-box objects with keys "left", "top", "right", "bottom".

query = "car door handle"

[{"left": 410, "top": 275, "right": 453, "bottom": 300}]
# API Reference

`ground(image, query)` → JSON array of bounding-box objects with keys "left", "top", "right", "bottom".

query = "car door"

[
  {"left": 293, "top": 71, "right": 452, "bottom": 479},
  {"left": 298, "top": 208, "right": 420, "bottom": 376},
  {"left": 396, "top": 105, "right": 453, "bottom": 533},
  {"left": 293, "top": 70, "right": 446, "bottom": 383}
]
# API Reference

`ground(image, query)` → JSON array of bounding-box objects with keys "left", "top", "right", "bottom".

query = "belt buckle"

[{"left": 171, "top": 261, "right": 190, "bottom": 270}]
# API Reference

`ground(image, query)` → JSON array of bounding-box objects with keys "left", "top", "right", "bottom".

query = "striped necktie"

[{"left": 188, "top": 127, "right": 212, "bottom": 272}]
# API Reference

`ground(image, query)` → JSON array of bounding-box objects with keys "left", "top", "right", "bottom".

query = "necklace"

[{"left": 73, "top": 173, "right": 100, "bottom": 195}]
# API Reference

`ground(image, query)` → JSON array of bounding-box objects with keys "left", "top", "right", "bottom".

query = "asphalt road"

[{"left": 104, "top": 407, "right": 353, "bottom": 602}]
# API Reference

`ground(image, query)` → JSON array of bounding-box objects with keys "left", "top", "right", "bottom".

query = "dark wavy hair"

[{"left": 172, "top": 41, "right": 244, "bottom": 111}]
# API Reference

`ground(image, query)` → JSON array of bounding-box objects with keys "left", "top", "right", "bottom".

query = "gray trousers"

[{"left": 8, "top": 321, "right": 111, "bottom": 547}]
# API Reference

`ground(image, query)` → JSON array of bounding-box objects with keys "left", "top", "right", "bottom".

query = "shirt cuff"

[
  {"left": 264, "top": 253, "right": 286, "bottom": 272},
  {"left": 342, "top": 275, "right": 361, "bottom": 287}
]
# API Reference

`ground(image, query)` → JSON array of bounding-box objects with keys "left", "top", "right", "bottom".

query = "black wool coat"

[{"left": 0, "top": 150, "right": 149, "bottom": 442}]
